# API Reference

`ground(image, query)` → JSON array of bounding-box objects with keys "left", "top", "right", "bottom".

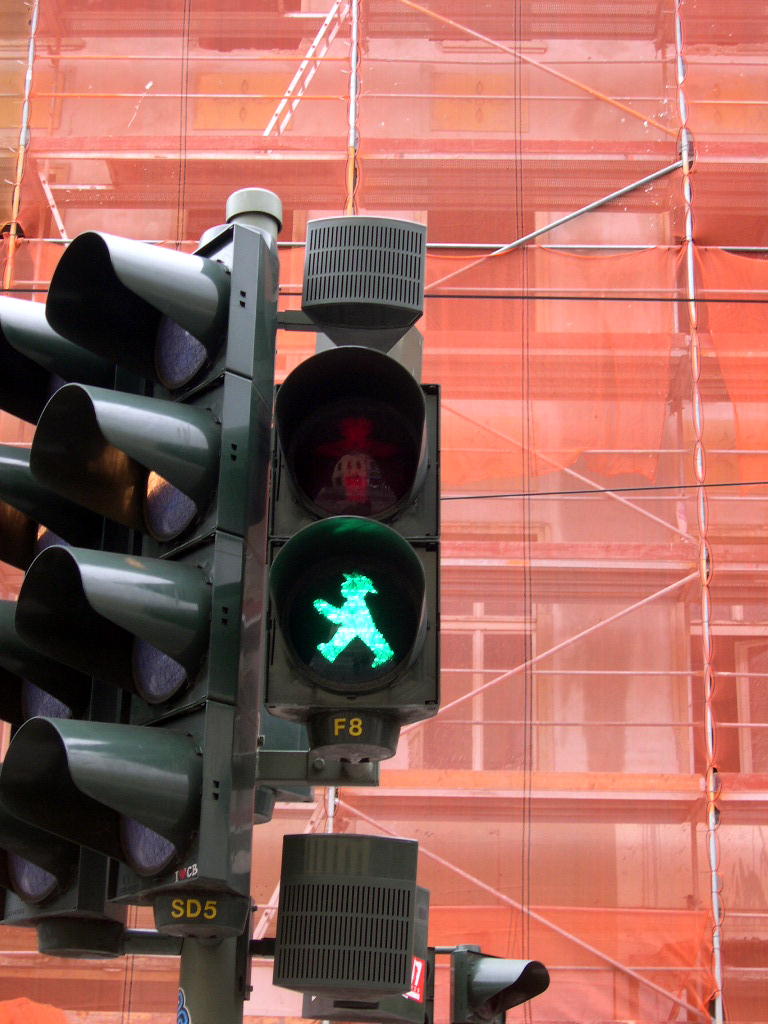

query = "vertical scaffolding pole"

[
  {"left": 674, "top": 3, "right": 725, "bottom": 1020},
  {"left": 344, "top": 0, "right": 361, "bottom": 214},
  {"left": 3, "top": 0, "right": 39, "bottom": 292}
]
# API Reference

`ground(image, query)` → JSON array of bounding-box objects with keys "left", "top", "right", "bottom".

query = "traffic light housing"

[
  {"left": 0, "top": 294, "right": 113, "bottom": 425},
  {"left": 264, "top": 216, "right": 439, "bottom": 762},
  {"left": 0, "top": 189, "right": 283, "bottom": 938},
  {"left": 43, "top": 229, "right": 230, "bottom": 387},
  {"left": 450, "top": 946, "right": 550, "bottom": 1023},
  {"left": 0, "top": 299, "right": 126, "bottom": 950},
  {"left": 0, "top": 598, "right": 90, "bottom": 724},
  {"left": 0, "top": 443, "right": 102, "bottom": 570},
  {"left": 0, "top": 294, "right": 111, "bottom": 573}
]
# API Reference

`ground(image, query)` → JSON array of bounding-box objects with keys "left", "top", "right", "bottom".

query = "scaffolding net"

[{"left": 1, "top": 1, "right": 767, "bottom": 1021}]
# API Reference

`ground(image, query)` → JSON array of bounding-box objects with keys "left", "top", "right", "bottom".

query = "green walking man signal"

[{"left": 314, "top": 573, "right": 395, "bottom": 669}]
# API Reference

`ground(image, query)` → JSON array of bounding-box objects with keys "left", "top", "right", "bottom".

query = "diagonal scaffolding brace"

[
  {"left": 426, "top": 159, "right": 684, "bottom": 292},
  {"left": 263, "top": 0, "right": 350, "bottom": 137},
  {"left": 339, "top": 797, "right": 711, "bottom": 1021},
  {"left": 398, "top": 0, "right": 677, "bottom": 140},
  {"left": 406, "top": 570, "right": 698, "bottom": 721},
  {"left": 442, "top": 402, "right": 695, "bottom": 544}
]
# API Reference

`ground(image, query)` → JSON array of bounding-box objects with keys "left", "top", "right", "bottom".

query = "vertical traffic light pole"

[
  {"left": 175, "top": 191, "right": 281, "bottom": 1024},
  {"left": 178, "top": 929, "right": 252, "bottom": 1024}
]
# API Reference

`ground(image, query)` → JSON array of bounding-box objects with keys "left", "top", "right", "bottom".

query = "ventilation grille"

[
  {"left": 302, "top": 217, "right": 426, "bottom": 341},
  {"left": 274, "top": 880, "right": 414, "bottom": 995}
]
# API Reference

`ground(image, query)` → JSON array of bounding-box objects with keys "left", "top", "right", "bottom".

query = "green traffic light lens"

[
  {"left": 132, "top": 638, "right": 188, "bottom": 704},
  {"left": 154, "top": 315, "right": 208, "bottom": 391},
  {"left": 314, "top": 572, "right": 395, "bottom": 669},
  {"left": 120, "top": 816, "right": 178, "bottom": 877},
  {"left": 7, "top": 852, "right": 59, "bottom": 905},
  {"left": 271, "top": 518, "right": 428, "bottom": 695},
  {"left": 286, "top": 558, "right": 420, "bottom": 693},
  {"left": 144, "top": 470, "right": 198, "bottom": 542}
]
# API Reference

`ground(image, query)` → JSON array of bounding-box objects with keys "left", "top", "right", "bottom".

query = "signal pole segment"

[
  {"left": 0, "top": 188, "right": 282, "bottom": 1023},
  {"left": 178, "top": 928, "right": 253, "bottom": 1024}
]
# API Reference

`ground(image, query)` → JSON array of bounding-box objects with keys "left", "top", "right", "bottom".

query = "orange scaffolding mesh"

[{"left": 1, "top": 0, "right": 768, "bottom": 1021}]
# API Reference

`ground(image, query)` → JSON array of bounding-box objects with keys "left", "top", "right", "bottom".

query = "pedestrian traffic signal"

[
  {"left": 271, "top": 344, "right": 435, "bottom": 535},
  {"left": 0, "top": 189, "right": 283, "bottom": 937},
  {"left": 450, "top": 946, "right": 550, "bottom": 1023},
  {"left": 264, "top": 216, "right": 439, "bottom": 763}
]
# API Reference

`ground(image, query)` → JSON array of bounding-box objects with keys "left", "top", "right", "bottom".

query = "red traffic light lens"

[
  {"left": 288, "top": 402, "right": 420, "bottom": 519},
  {"left": 275, "top": 346, "right": 428, "bottom": 523}
]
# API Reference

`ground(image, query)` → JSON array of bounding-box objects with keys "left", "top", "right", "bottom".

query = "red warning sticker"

[{"left": 404, "top": 956, "right": 426, "bottom": 1003}]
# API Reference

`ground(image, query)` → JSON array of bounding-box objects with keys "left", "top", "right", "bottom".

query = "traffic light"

[
  {"left": 0, "top": 188, "right": 283, "bottom": 938},
  {"left": 264, "top": 216, "right": 439, "bottom": 762},
  {"left": 0, "top": 607, "right": 124, "bottom": 951},
  {"left": 450, "top": 946, "right": 550, "bottom": 1023},
  {"left": 0, "top": 780, "right": 125, "bottom": 957},
  {"left": 0, "top": 299, "right": 126, "bottom": 951},
  {"left": 0, "top": 598, "right": 90, "bottom": 726},
  {"left": 0, "top": 294, "right": 111, "bottom": 569}
]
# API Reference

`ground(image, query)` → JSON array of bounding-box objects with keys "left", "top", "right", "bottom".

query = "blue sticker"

[{"left": 178, "top": 987, "right": 191, "bottom": 1024}]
